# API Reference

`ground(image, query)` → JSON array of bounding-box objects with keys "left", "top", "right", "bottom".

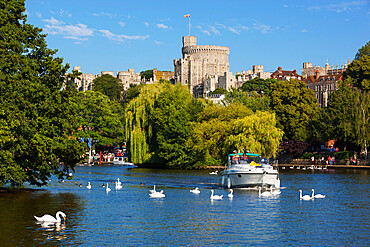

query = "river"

[{"left": 0, "top": 166, "right": 368, "bottom": 246}]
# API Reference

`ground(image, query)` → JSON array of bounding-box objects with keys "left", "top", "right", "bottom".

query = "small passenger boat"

[
  {"left": 219, "top": 152, "right": 280, "bottom": 189},
  {"left": 112, "top": 153, "right": 136, "bottom": 167}
]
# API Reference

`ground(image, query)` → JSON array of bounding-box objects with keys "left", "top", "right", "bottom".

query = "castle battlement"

[{"left": 182, "top": 45, "right": 229, "bottom": 55}]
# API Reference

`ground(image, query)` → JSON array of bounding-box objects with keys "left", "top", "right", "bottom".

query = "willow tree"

[
  {"left": 226, "top": 111, "right": 284, "bottom": 157},
  {"left": 125, "top": 84, "right": 164, "bottom": 163}
]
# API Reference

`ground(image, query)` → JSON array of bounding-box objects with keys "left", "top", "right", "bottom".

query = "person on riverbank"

[
  {"left": 311, "top": 156, "right": 315, "bottom": 166},
  {"left": 328, "top": 156, "right": 332, "bottom": 165}
]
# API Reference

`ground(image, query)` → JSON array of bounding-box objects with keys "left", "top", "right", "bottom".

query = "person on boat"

[
  {"left": 232, "top": 150, "right": 239, "bottom": 164},
  {"left": 241, "top": 153, "right": 248, "bottom": 161}
]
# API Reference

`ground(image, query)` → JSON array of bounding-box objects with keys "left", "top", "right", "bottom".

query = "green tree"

[
  {"left": 270, "top": 79, "right": 319, "bottom": 141},
  {"left": 210, "top": 87, "right": 228, "bottom": 95},
  {"left": 92, "top": 74, "right": 124, "bottom": 102},
  {"left": 224, "top": 89, "right": 270, "bottom": 112},
  {"left": 0, "top": 0, "right": 84, "bottom": 187},
  {"left": 355, "top": 41, "right": 370, "bottom": 60},
  {"left": 240, "top": 78, "right": 277, "bottom": 96},
  {"left": 140, "top": 70, "right": 153, "bottom": 81},
  {"left": 343, "top": 56, "right": 370, "bottom": 92},
  {"left": 324, "top": 84, "right": 363, "bottom": 150},
  {"left": 76, "top": 91, "right": 125, "bottom": 146}
]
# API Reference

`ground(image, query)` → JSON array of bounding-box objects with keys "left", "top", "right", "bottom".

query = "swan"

[
  {"left": 209, "top": 171, "right": 218, "bottom": 175},
  {"left": 228, "top": 189, "right": 234, "bottom": 198},
  {"left": 106, "top": 183, "right": 111, "bottom": 192},
  {"left": 311, "top": 189, "right": 326, "bottom": 198},
  {"left": 149, "top": 190, "right": 165, "bottom": 198},
  {"left": 34, "top": 211, "right": 66, "bottom": 223},
  {"left": 149, "top": 185, "right": 156, "bottom": 193},
  {"left": 259, "top": 187, "right": 272, "bottom": 197},
  {"left": 299, "top": 190, "right": 313, "bottom": 200},
  {"left": 210, "top": 189, "right": 223, "bottom": 200},
  {"left": 117, "top": 178, "right": 122, "bottom": 186},
  {"left": 270, "top": 187, "right": 281, "bottom": 195},
  {"left": 190, "top": 187, "right": 200, "bottom": 194},
  {"left": 86, "top": 182, "right": 91, "bottom": 189},
  {"left": 115, "top": 182, "right": 122, "bottom": 190}
]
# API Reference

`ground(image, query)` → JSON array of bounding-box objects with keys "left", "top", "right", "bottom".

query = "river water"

[{"left": 0, "top": 166, "right": 368, "bottom": 246}]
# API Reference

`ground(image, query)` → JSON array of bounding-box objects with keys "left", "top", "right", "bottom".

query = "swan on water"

[
  {"left": 86, "top": 182, "right": 91, "bottom": 189},
  {"left": 190, "top": 187, "right": 200, "bottom": 194},
  {"left": 259, "top": 187, "right": 272, "bottom": 197},
  {"left": 149, "top": 190, "right": 165, "bottom": 198},
  {"left": 117, "top": 178, "right": 122, "bottom": 186},
  {"left": 149, "top": 185, "right": 156, "bottom": 193},
  {"left": 311, "top": 189, "right": 326, "bottom": 198},
  {"left": 106, "top": 183, "right": 111, "bottom": 192},
  {"left": 209, "top": 171, "right": 218, "bottom": 175},
  {"left": 228, "top": 189, "right": 234, "bottom": 198},
  {"left": 299, "top": 190, "right": 313, "bottom": 200},
  {"left": 210, "top": 189, "right": 223, "bottom": 200},
  {"left": 115, "top": 182, "right": 122, "bottom": 190},
  {"left": 34, "top": 211, "right": 66, "bottom": 223},
  {"left": 270, "top": 187, "right": 281, "bottom": 195}
]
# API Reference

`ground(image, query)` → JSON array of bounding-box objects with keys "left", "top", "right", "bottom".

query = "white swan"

[
  {"left": 106, "top": 183, "right": 111, "bottom": 192},
  {"left": 209, "top": 171, "right": 218, "bottom": 175},
  {"left": 115, "top": 182, "right": 122, "bottom": 190},
  {"left": 270, "top": 187, "right": 281, "bottom": 195},
  {"left": 86, "top": 182, "right": 91, "bottom": 189},
  {"left": 228, "top": 189, "right": 234, "bottom": 198},
  {"left": 299, "top": 190, "right": 313, "bottom": 200},
  {"left": 210, "top": 189, "right": 223, "bottom": 200},
  {"left": 149, "top": 190, "right": 165, "bottom": 198},
  {"left": 311, "top": 189, "right": 326, "bottom": 198},
  {"left": 149, "top": 185, "right": 156, "bottom": 193},
  {"left": 259, "top": 187, "right": 272, "bottom": 197},
  {"left": 190, "top": 187, "right": 200, "bottom": 194},
  {"left": 34, "top": 211, "right": 66, "bottom": 223},
  {"left": 117, "top": 178, "right": 122, "bottom": 186}
]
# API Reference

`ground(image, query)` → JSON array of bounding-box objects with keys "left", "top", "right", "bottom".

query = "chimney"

[
  {"left": 315, "top": 69, "right": 319, "bottom": 79},
  {"left": 278, "top": 66, "right": 282, "bottom": 72}
]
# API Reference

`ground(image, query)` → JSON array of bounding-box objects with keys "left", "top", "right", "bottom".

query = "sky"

[{"left": 25, "top": 0, "right": 370, "bottom": 75}]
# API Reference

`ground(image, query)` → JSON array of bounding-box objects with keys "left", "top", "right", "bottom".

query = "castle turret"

[{"left": 182, "top": 36, "right": 197, "bottom": 48}]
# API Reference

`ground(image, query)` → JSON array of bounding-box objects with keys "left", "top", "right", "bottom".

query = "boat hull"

[{"left": 219, "top": 170, "right": 278, "bottom": 188}]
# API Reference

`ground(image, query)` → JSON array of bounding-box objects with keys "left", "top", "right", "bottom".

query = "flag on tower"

[{"left": 184, "top": 14, "right": 190, "bottom": 18}]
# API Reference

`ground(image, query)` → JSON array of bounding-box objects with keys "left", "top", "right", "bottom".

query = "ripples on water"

[{"left": 0, "top": 167, "right": 368, "bottom": 246}]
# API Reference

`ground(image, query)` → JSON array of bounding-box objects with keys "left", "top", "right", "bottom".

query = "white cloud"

[
  {"left": 99, "top": 29, "right": 149, "bottom": 41},
  {"left": 201, "top": 30, "right": 211, "bottom": 36},
  {"left": 119, "top": 21, "right": 126, "bottom": 27},
  {"left": 59, "top": 9, "right": 72, "bottom": 18},
  {"left": 93, "top": 12, "right": 116, "bottom": 18},
  {"left": 156, "top": 23, "right": 169, "bottom": 29},
  {"left": 301, "top": 29, "right": 308, "bottom": 33},
  {"left": 308, "top": 1, "right": 367, "bottom": 12},
  {"left": 36, "top": 12, "right": 42, "bottom": 18},
  {"left": 253, "top": 23, "right": 272, "bottom": 34},
  {"left": 283, "top": 4, "right": 289, "bottom": 8},
  {"left": 209, "top": 26, "right": 220, "bottom": 35},
  {"left": 154, "top": 40, "right": 163, "bottom": 45},
  {"left": 144, "top": 22, "right": 149, "bottom": 27},
  {"left": 228, "top": 27, "right": 240, "bottom": 35},
  {"left": 42, "top": 17, "right": 94, "bottom": 40}
]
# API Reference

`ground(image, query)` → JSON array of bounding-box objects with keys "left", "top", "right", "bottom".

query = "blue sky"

[{"left": 25, "top": 0, "right": 370, "bottom": 75}]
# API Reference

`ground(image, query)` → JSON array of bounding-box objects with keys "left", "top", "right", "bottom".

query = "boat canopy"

[{"left": 228, "top": 153, "right": 260, "bottom": 157}]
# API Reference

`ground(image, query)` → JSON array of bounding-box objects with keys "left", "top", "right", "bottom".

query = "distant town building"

[
  {"left": 117, "top": 69, "right": 141, "bottom": 90},
  {"left": 302, "top": 59, "right": 351, "bottom": 77},
  {"left": 153, "top": 68, "right": 174, "bottom": 82},
  {"left": 72, "top": 66, "right": 99, "bottom": 92},
  {"left": 271, "top": 67, "right": 303, "bottom": 81},
  {"left": 304, "top": 71, "right": 342, "bottom": 107}
]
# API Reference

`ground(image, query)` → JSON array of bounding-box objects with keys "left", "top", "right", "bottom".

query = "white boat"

[
  {"left": 112, "top": 155, "right": 136, "bottom": 167},
  {"left": 219, "top": 152, "right": 280, "bottom": 189}
]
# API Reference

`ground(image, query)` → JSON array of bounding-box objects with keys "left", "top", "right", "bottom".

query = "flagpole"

[{"left": 188, "top": 16, "right": 191, "bottom": 36}]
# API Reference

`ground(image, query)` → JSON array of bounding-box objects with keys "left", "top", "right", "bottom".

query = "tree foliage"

[
  {"left": 92, "top": 74, "right": 124, "bottom": 102},
  {"left": 0, "top": 0, "right": 84, "bottom": 187},
  {"left": 270, "top": 79, "right": 319, "bottom": 141},
  {"left": 140, "top": 70, "right": 153, "bottom": 81},
  {"left": 210, "top": 87, "right": 228, "bottom": 95},
  {"left": 76, "top": 91, "right": 125, "bottom": 146},
  {"left": 355, "top": 41, "right": 370, "bottom": 60},
  {"left": 240, "top": 78, "right": 277, "bottom": 96},
  {"left": 343, "top": 56, "right": 370, "bottom": 92},
  {"left": 224, "top": 89, "right": 270, "bottom": 112}
]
